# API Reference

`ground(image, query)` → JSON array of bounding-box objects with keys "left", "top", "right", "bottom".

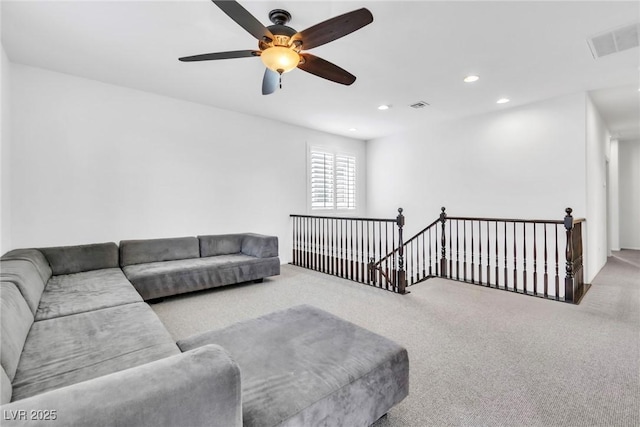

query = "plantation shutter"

[
  {"left": 310, "top": 150, "right": 334, "bottom": 209},
  {"left": 336, "top": 154, "right": 356, "bottom": 210}
]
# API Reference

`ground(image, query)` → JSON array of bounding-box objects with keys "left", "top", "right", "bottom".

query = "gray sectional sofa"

[
  {"left": 0, "top": 234, "right": 409, "bottom": 426},
  {"left": 119, "top": 234, "right": 280, "bottom": 300}
]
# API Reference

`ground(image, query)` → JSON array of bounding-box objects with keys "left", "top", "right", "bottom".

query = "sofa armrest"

[
  {"left": 241, "top": 233, "right": 278, "bottom": 258},
  {"left": 0, "top": 345, "right": 241, "bottom": 427}
]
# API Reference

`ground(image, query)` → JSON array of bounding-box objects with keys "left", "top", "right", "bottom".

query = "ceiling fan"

[{"left": 179, "top": 1, "right": 373, "bottom": 95}]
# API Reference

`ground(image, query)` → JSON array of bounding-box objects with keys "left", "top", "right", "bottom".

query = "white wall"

[
  {"left": 1, "top": 44, "right": 11, "bottom": 254},
  {"left": 585, "top": 95, "right": 610, "bottom": 281},
  {"left": 8, "top": 64, "right": 366, "bottom": 263},
  {"left": 619, "top": 140, "right": 640, "bottom": 249},
  {"left": 366, "top": 93, "right": 587, "bottom": 236}
]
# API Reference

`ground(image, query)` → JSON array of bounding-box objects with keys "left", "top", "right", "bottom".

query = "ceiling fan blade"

[
  {"left": 262, "top": 68, "right": 279, "bottom": 95},
  {"left": 212, "top": 0, "right": 274, "bottom": 42},
  {"left": 297, "top": 53, "right": 356, "bottom": 86},
  {"left": 292, "top": 8, "right": 373, "bottom": 50},
  {"left": 179, "top": 50, "right": 259, "bottom": 62}
]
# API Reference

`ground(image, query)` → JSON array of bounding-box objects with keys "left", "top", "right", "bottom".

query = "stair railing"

[
  {"left": 290, "top": 209, "right": 408, "bottom": 293},
  {"left": 292, "top": 207, "right": 587, "bottom": 303},
  {"left": 374, "top": 207, "right": 587, "bottom": 303}
]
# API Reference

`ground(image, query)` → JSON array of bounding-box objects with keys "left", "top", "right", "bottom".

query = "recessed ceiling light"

[
  {"left": 464, "top": 75, "right": 479, "bottom": 83},
  {"left": 349, "top": 128, "right": 357, "bottom": 132},
  {"left": 378, "top": 104, "right": 390, "bottom": 110},
  {"left": 496, "top": 98, "right": 510, "bottom": 104}
]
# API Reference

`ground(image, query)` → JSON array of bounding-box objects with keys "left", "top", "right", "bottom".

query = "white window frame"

[{"left": 308, "top": 145, "right": 357, "bottom": 213}]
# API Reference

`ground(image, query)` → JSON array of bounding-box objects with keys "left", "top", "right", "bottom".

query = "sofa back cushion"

[
  {"left": 119, "top": 237, "right": 199, "bottom": 267},
  {"left": 40, "top": 243, "right": 119, "bottom": 276},
  {"left": 1, "top": 249, "right": 52, "bottom": 284},
  {"left": 0, "top": 260, "right": 47, "bottom": 315},
  {"left": 241, "top": 233, "right": 279, "bottom": 258},
  {"left": 1, "top": 282, "right": 35, "bottom": 382},
  {"left": 198, "top": 235, "right": 244, "bottom": 257}
]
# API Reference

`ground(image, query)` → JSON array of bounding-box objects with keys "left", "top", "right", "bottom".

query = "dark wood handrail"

[
  {"left": 447, "top": 216, "right": 585, "bottom": 225},
  {"left": 374, "top": 218, "right": 440, "bottom": 266},
  {"left": 290, "top": 214, "right": 396, "bottom": 222}
]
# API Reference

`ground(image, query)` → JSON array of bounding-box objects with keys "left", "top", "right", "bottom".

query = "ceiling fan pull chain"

[{"left": 279, "top": 74, "right": 282, "bottom": 89}]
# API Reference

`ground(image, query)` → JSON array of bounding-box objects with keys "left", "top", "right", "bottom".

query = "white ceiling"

[{"left": 2, "top": 1, "right": 639, "bottom": 141}]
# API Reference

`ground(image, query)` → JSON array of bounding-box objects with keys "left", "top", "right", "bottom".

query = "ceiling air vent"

[
  {"left": 587, "top": 22, "right": 639, "bottom": 59},
  {"left": 410, "top": 101, "right": 430, "bottom": 109}
]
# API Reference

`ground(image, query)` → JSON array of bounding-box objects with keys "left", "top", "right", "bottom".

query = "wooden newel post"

[
  {"left": 396, "top": 208, "right": 407, "bottom": 294},
  {"left": 440, "top": 207, "right": 447, "bottom": 278},
  {"left": 564, "top": 207, "right": 575, "bottom": 302}
]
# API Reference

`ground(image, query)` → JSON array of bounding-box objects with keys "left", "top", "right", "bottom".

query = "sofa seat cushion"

[
  {"left": 35, "top": 268, "right": 143, "bottom": 321},
  {"left": 123, "top": 254, "right": 280, "bottom": 300},
  {"left": 178, "top": 305, "right": 409, "bottom": 427},
  {"left": 11, "top": 303, "right": 179, "bottom": 401}
]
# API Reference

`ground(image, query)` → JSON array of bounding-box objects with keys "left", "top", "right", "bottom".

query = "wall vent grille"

[
  {"left": 410, "top": 101, "right": 430, "bottom": 109},
  {"left": 587, "top": 23, "right": 639, "bottom": 59}
]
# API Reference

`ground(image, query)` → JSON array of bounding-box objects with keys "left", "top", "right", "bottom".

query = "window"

[{"left": 310, "top": 148, "right": 356, "bottom": 211}]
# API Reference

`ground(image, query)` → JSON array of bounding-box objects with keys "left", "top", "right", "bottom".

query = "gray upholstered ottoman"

[{"left": 177, "top": 305, "right": 409, "bottom": 427}]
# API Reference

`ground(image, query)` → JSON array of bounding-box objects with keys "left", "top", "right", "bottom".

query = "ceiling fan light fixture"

[{"left": 260, "top": 46, "right": 300, "bottom": 74}]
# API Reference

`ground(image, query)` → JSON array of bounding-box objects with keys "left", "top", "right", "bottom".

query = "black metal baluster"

[
  {"left": 471, "top": 221, "right": 475, "bottom": 284},
  {"left": 449, "top": 220, "right": 453, "bottom": 279},
  {"left": 392, "top": 222, "right": 396, "bottom": 288},
  {"left": 480, "top": 221, "right": 485, "bottom": 285},
  {"left": 456, "top": 220, "right": 460, "bottom": 280},
  {"left": 495, "top": 221, "right": 500, "bottom": 288},
  {"left": 428, "top": 228, "right": 433, "bottom": 277},
  {"left": 353, "top": 220, "right": 358, "bottom": 281},
  {"left": 330, "top": 218, "right": 335, "bottom": 275},
  {"left": 463, "top": 221, "right": 467, "bottom": 281},
  {"left": 378, "top": 221, "right": 383, "bottom": 285},
  {"left": 320, "top": 218, "right": 325, "bottom": 272},
  {"left": 342, "top": 219, "right": 347, "bottom": 278},
  {"left": 555, "top": 225, "right": 559, "bottom": 300},
  {"left": 312, "top": 218, "right": 320, "bottom": 271},
  {"left": 504, "top": 221, "right": 508, "bottom": 290},
  {"left": 350, "top": 220, "right": 354, "bottom": 280},
  {"left": 361, "top": 221, "right": 365, "bottom": 282},
  {"left": 513, "top": 222, "right": 518, "bottom": 292},
  {"left": 416, "top": 238, "right": 420, "bottom": 284},
  {"left": 371, "top": 221, "right": 376, "bottom": 286},
  {"left": 435, "top": 225, "right": 439, "bottom": 276},
  {"left": 385, "top": 222, "right": 389, "bottom": 288},
  {"left": 533, "top": 223, "right": 538, "bottom": 296},
  {"left": 422, "top": 230, "right": 426, "bottom": 281},
  {"left": 301, "top": 218, "right": 305, "bottom": 268},
  {"left": 486, "top": 221, "right": 491, "bottom": 287},
  {"left": 544, "top": 223, "right": 548, "bottom": 297},
  {"left": 523, "top": 222, "right": 527, "bottom": 294},
  {"left": 292, "top": 217, "right": 297, "bottom": 265}
]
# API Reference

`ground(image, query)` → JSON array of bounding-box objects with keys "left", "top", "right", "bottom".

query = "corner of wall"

[
  {"left": 1, "top": 43, "right": 12, "bottom": 253},
  {"left": 584, "top": 93, "right": 611, "bottom": 282}
]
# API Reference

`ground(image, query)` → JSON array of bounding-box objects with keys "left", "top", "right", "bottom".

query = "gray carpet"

[{"left": 152, "top": 250, "right": 640, "bottom": 426}]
